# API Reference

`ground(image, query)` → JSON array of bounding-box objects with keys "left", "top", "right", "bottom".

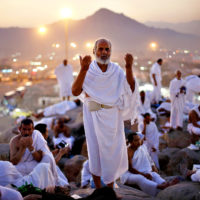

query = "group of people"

[{"left": 0, "top": 38, "right": 200, "bottom": 199}]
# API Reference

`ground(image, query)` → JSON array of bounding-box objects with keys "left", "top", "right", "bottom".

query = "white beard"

[{"left": 95, "top": 55, "right": 110, "bottom": 65}]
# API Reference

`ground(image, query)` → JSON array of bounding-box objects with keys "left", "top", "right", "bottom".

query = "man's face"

[
  {"left": 94, "top": 41, "right": 111, "bottom": 65},
  {"left": 176, "top": 71, "right": 181, "bottom": 79},
  {"left": 145, "top": 115, "right": 151, "bottom": 124},
  {"left": 140, "top": 91, "right": 145, "bottom": 98},
  {"left": 131, "top": 135, "right": 141, "bottom": 149},
  {"left": 19, "top": 124, "right": 34, "bottom": 137},
  {"left": 158, "top": 61, "right": 163, "bottom": 66}
]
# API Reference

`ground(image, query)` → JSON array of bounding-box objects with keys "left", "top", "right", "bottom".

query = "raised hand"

[
  {"left": 80, "top": 55, "right": 92, "bottom": 72},
  {"left": 124, "top": 53, "right": 134, "bottom": 69}
]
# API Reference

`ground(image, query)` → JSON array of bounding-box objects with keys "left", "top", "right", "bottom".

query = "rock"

[
  {"left": 165, "top": 130, "right": 191, "bottom": 149},
  {"left": 166, "top": 148, "right": 200, "bottom": 176},
  {"left": 70, "top": 183, "right": 154, "bottom": 200},
  {"left": 0, "top": 127, "right": 17, "bottom": 144},
  {"left": 63, "top": 155, "right": 87, "bottom": 183},
  {"left": 0, "top": 143, "right": 10, "bottom": 161},
  {"left": 159, "top": 148, "right": 180, "bottom": 173},
  {"left": 159, "top": 137, "right": 168, "bottom": 151},
  {"left": 157, "top": 181, "right": 200, "bottom": 200}
]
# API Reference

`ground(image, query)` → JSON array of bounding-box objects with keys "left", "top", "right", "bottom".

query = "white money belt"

[{"left": 88, "top": 101, "right": 113, "bottom": 112}]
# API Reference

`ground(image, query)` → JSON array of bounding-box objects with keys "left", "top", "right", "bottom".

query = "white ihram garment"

[
  {"left": 187, "top": 105, "right": 200, "bottom": 135},
  {"left": 82, "top": 60, "right": 139, "bottom": 184},
  {"left": 169, "top": 78, "right": 186, "bottom": 128},
  {"left": 138, "top": 122, "right": 160, "bottom": 169},
  {"left": 55, "top": 64, "right": 73, "bottom": 98},
  {"left": 43, "top": 101, "right": 77, "bottom": 117},
  {"left": 0, "top": 186, "right": 23, "bottom": 200},
  {"left": 185, "top": 75, "right": 200, "bottom": 103},
  {"left": 120, "top": 145, "right": 165, "bottom": 196},
  {"left": 150, "top": 62, "right": 162, "bottom": 103},
  {"left": 137, "top": 92, "right": 156, "bottom": 122},
  {"left": 81, "top": 160, "right": 92, "bottom": 187}
]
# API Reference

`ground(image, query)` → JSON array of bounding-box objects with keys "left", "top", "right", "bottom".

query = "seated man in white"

[
  {"left": 33, "top": 99, "right": 81, "bottom": 119},
  {"left": 0, "top": 118, "right": 68, "bottom": 189},
  {"left": 137, "top": 91, "right": 156, "bottom": 123},
  {"left": 138, "top": 113, "right": 160, "bottom": 169},
  {"left": 52, "top": 118, "right": 75, "bottom": 150},
  {"left": 156, "top": 99, "right": 171, "bottom": 116},
  {"left": 120, "top": 133, "right": 178, "bottom": 196},
  {"left": 188, "top": 105, "right": 200, "bottom": 136}
]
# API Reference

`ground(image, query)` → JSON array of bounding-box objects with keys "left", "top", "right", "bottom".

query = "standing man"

[
  {"left": 150, "top": 58, "right": 163, "bottom": 104},
  {"left": 55, "top": 59, "right": 73, "bottom": 101},
  {"left": 72, "top": 38, "right": 138, "bottom": 189},
  {"left": 138, "top": 113, "right": 160, "bottom": 169},
  {"left": 169, "top": 70, "right": 186, "bottom": 130}
]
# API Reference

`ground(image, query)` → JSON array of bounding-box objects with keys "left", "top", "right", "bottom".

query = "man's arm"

[
  {"left": 152, "top": 74, "right": 157, "bottom": 86},
  {"left": 72, "top": 56, "right": 91, "bottom": 96},
  {"left": 125, "top": 54, "right": 135, "bottom": 93},
  {"left": 10, "top": 136, "right": 26, "bottom": 165},
  {"left": 190, "top": 111, "right": 200, "bottom": 128}
]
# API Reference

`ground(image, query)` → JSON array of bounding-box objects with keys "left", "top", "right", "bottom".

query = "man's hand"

[
  {"left": 143, "top": 173, "right": 152, "bottom": 180},
  {"left": 59, "top": 146, "right": 70, "bottom": 156},
  {"left": 80, "top": 56, "right": 92, "bottom": 72},
  {"left": 19, "top": 137, "right": 28, "bottom": 148},
  {"left": 152, "top": 147, "right": 157, "bottom": 152},
  {"left": 125, "top": 54, "right": 133, "bottom": 69}
]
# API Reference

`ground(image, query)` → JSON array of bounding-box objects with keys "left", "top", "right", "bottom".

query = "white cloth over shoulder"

[
  {"left": 0, "top": 186, "right": 23, "bottom": 200},
  {"left": 55, "top": 64, "right": 73, "bottom": 97},
  {"left": 82, "top": 61, "right": 139, "bottom": 184}
]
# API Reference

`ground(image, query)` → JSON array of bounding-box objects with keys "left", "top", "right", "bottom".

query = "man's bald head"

[
  {"left": 93, "top": 38, "right": 112, "bottom": 65},
  {"left": 93, "top": 38, "right": 112, "bottom": 54}
]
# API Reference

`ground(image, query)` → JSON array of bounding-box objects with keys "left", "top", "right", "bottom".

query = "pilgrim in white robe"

[
  {"left": 0, "top": 186, "right": 23, "bottom": 200},
  {"left": 191, "top": 169, "right": 200, "bottom": 182},
  {"left": 0, "top": 130, "right": 69, "bottom": 189},
  {"left": 120, "top": 144, "right": 165, "bottom": 196},
  {"left": 169, "top": 78, "right": 186, "bottom": 128},
  {"left": 82, "top": 60, "right": 139, "bottom": 184},
  {"left": 150, "top": 62, "right": 162, "bottom": 103},
  {"left": 137, "top": 91, "right": 157, "bottom": 123},
  {"left": 187, "top": 105, "right": 200, "bottom": 135},
  {"left": 138, "top": 122, "right": 160, "bottom": 169},
  {"left": 185, "top": 75, "right": 200, "bottom": 103},
  {"left": 55, "top": 64, "right": 73, "bottom": 98}
]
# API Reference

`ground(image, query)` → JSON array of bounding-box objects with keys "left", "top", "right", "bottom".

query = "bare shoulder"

[
  {"left": 10, "top": 135, "right": 20, "bottom": 147},
  {"left": 127, "top": 146, "right": 134, "bottom": 159}
]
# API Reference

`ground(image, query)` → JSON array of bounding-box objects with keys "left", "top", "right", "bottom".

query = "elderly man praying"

[{"left": 72, "top": 38, "right": 138, "bottom": 190}]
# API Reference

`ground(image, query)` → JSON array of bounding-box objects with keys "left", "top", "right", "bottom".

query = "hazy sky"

[{"left": 1, "top": 0, "right": 200, "bottom": 27}]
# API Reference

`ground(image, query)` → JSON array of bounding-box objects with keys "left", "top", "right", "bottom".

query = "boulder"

[
  {"left": 166, "top": 148, "right": 200, "bottom": 176},
  {"left": 70, "top": 183, "right": 154, "bottom": 200},
  {"left": 0, "top": 143, "right": 10, "bottom": 161},
  {"left": 159, "top": 148, "right": 180, "bottom": 172},
  {"left": 165, "top": 130, "right": 191, "bottom": 149},
  {"left": 0, "top": 127, "right": 17, "bottom": 144},
  {"left": 157, "top": 181, "right": 200, "bottom": 200},
  {"left": 63, "top": 155, "right": 87, "bottom": 183}
]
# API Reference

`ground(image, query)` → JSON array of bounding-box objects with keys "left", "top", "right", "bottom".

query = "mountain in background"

[
  {"left": 0, "top": 8, "right": 200, "bottom": 59},
  {"left": 145, "top": 20, "right": 200, "bottom": 37}
]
